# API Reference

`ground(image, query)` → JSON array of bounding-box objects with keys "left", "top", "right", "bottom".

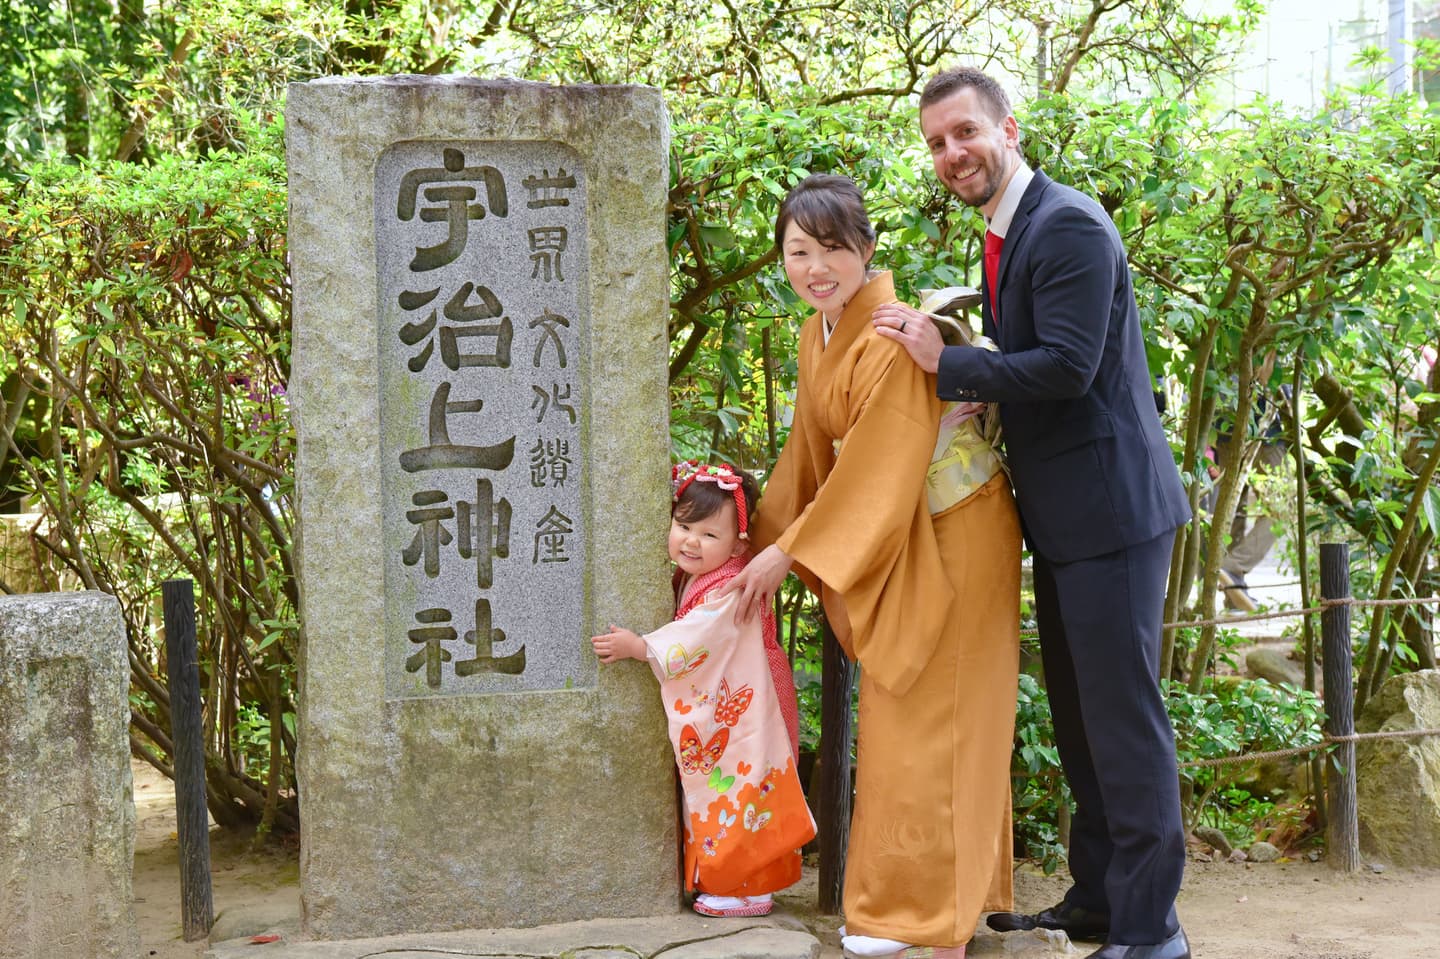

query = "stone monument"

[
  {"left": 286, "top": 77, "right": 679, "bottom": 939},
  {"left": 0, "top": 591, "right": 139, "bottom": 959}
]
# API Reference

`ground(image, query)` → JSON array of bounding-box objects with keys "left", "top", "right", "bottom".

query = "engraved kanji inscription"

[
  {"left": 400, "top": 382, "right": 517, "bottom": 473},
  {"left": 398, "top": 284, "right": 513, "bottom": 372},
  {"left": 530, "top": 382, "right": 577, "bottom": 424},
  {"left": 397, "top": 148, "right": 509, "bottom": 272},
  {"left": 403, "top": 490, "right": 454, "bottom": 577},
  {"left": 406, "top": 607, "right": 456, "bottom": 689},
  {"left": 529, "top": 310, "right": 570, "bottom": 368},
  {"left": 379, "top": 139, "right": 588, "bottom": 697},
  {"left": 522, "top": 167, "right": 576, "bottom": 208},
  {"left": 456, "top": 478, "right": 512, "bottom": 589},
  {"left": 533, "top": 506, "right": 574, "bottom": 564},
  {"left": 528, "top": 438, "right": 573, "bottom": 488},
  {"left": 454, "top": 598, "right": 525, "bottom": 676},
  {"left": 528, "top": 227, "right": 567, "bottom": 282}
]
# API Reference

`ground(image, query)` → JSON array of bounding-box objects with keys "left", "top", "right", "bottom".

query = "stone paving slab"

[
  {"left": 970, "top": 928, "right": 1079, "bottom": 955},
  {"left": 206, "top": 911, "right": 818, "bottom": 959},
  {"left": 203, "top": 894, "right": 1083, "bottom": 959}
]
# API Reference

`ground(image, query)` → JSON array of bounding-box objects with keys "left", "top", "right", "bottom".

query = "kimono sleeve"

[
  {"left": 774, "top": 343, "right": 939, "bottom": 596},
  {"left": 750, "top": 397, "right": 823, "bottom": 595},
  {"left": 774, "top": 339, "right": 955, "bottom": 695}
]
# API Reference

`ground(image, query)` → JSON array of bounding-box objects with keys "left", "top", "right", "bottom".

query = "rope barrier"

[
  {"left": 1179, "top": 727, "right": 1440, "bottom": 769},
  {"left": 1017, "top": 593, "right": 1440, "bottom": 768},
  {"left": 1018, "top": 594, "right": 1440, "bottom": 638}
]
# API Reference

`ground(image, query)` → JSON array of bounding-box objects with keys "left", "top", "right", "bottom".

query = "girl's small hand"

[
  {"left": 590, "top": 625, "right": 644, "bottom": 664},
  {"left": 717, "top": 544, "right": 793, "bottom": 625},
  {"left": 872, "top": 303, "right": 943, "bottom": 374}
]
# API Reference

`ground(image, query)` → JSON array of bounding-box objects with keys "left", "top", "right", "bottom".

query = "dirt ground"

[
  {"left": 781, "top": 861, "right": 1440, "bottom": 959},
  {"left": 133, "top": 759, "right": 1439, "bottom": 959},
  {"left": 133, "top": 760, "right": 297, "bottom": 959}
]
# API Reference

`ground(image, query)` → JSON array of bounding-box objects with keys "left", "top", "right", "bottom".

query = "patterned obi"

[{"left": 926, "top": 404, "right": 1005, "bottom": 514}]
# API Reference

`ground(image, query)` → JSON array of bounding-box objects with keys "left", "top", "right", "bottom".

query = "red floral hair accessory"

[{"left": 671, "top": 459, "right": 750, "bottom": 540}]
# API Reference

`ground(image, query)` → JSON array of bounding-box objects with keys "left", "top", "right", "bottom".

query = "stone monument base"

[{"left": 205, "top": 911, "right": 820, "bottom": 959}]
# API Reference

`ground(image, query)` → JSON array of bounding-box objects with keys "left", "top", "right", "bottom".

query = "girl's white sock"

[{"left": 696, "top": 893, "right": 772, "bottom": 909}]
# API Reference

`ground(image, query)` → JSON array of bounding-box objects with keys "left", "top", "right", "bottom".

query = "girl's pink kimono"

[{"left": 643, "top": 554, "right": 814, "bottom": 896}]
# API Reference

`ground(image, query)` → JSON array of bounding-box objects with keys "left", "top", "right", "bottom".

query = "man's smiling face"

[{"left": 920, "top": 86, "right": 1019, "bottom": 219}]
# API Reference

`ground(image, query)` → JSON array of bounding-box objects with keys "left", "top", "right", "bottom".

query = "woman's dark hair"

[
  {"left": 672, "top": 469, "right": 761, "bottom": 531},
  {"left": 919, "top": 66, "right": 1012, "bottom": 122},
  {"left": 773, "top": 173, "right": 876, "bottom": 261}
]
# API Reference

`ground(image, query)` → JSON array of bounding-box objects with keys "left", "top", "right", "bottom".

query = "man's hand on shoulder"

[{"left": 871, "top": 303, "right": 943, "bottom": 374}]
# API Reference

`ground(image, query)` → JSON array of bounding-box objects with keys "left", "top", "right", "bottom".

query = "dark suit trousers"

[{"left": 1032, "top": 528, "right": 1185, "bottom": 944}]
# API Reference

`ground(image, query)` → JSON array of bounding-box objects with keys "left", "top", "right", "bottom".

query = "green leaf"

[
  {"left": 1422, "top": 486, "right": 1440, "bottom": 536},
  {"left": 699, "top": 225, "right": 736, "bottom": 248}
]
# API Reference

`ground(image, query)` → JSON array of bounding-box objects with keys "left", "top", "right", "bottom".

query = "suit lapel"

[
  {"left": 996, "top": 170, "right": 1050, "bottom": 294},
  {"left": 989, "top": 170, "right": 1051, "bottom": 344}
]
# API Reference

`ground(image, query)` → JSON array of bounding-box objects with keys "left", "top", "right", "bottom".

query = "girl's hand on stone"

[{"left": 591, "top": 625, "right": 644, "bottom": 663}]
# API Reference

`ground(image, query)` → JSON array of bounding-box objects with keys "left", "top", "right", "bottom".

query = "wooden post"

[
  {"left": 164, "top": 578, "right": 214, "bottom": 939},
  {"left": 816, "top": 615, "right": 856, "bottom": 914},
  {"left": 1319, "top": 544, "right": 1361, "bottom": 872}
]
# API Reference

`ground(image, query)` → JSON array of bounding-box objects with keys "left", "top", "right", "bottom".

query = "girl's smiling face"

[
  {"left": 668, "top": 498, "right": 746, "bottom": 577},
  {"left": 781, "top": 222, "right": 873, "bottom": 316}
]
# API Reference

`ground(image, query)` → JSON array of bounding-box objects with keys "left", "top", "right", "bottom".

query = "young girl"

[{"left": 591, "top": 460, "right": 812, "bottom": 918}]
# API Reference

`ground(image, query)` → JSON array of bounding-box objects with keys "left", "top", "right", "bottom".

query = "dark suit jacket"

[{"left": 937, "top": 170, "right": 1190, "bottom": 563}]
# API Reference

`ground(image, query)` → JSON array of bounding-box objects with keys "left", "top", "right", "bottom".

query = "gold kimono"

[{"left": 752, "top": 272, "right": 1021, "bottom": 947}]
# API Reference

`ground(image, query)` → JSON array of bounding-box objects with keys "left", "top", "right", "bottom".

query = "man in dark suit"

[{"left": 873, "top": 66, "right": 1193, "bottom": 959}]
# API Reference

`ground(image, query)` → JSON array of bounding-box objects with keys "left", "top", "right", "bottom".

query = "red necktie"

[{"left": 984, "top": 229, "right": 1003, "bottom": 317}]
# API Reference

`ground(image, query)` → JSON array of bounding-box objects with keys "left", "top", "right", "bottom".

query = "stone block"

[
  {"left": 1243, "top": 647, "right": 1304, "bottom": 688},
  {"left": 1356, "top": 668, "right": 1440, "bottom": 866},
  {"left": 0, "top": 515, "right": 50, "bottom": 595},
  {"left": 0, "top": 590, "right": 139, "bottom": 959},
  {"left": 287, "top": 77, "right": 677, "bottom": 939}
]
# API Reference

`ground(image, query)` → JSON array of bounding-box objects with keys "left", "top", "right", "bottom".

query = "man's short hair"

[{"left": 919, "top": 67, "right": 1012, "bottom": 122}]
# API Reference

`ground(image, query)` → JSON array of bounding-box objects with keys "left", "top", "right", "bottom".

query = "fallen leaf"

[{"left": 250, "top": 933, "right": 281, "bottom": 944}]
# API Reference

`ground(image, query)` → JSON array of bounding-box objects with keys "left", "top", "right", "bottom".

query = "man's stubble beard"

[{"left": 952, "top": 151, "right": 1015, "bottom": 211}]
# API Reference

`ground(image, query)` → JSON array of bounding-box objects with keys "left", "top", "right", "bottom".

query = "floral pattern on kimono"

[
  {"left": 673, "top": 555, "right": 800, "bottom": 760},
  {"left": 644, "top": 589, "right": 815, "bottom": 896}
]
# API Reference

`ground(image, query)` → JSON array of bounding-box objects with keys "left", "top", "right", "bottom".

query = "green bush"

[
  {"left": 1006, "top": 674, "right": 1324, "bottom": 869},
  {"left": 0, "top": 132, "right": 295, "bottom": 833}
]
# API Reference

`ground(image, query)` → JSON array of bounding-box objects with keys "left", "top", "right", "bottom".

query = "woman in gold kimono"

[{"left": 721, "top": 174, "right": 1022, "bottom": 959}]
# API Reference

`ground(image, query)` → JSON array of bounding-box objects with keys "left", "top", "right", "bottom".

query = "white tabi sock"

[
  {"left": 697, "top": 893, "right": 771, "bottom": 909},
  {"left": 841, "top": 933, "right": 914, "bottom": 956}
]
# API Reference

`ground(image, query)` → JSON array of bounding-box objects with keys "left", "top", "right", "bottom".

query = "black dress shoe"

[
  {"left": 1085, "top": 926, "right": 1191, "bottom": 959},
  {"left": 985, "top": 900, "right": 1111, "bottom": 941}
]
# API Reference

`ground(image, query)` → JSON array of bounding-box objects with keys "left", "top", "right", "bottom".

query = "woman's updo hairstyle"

[{"left": 773, "top": 173, "right": 876, "bottom": 262}]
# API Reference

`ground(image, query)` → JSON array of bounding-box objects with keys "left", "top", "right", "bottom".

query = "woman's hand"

[
  {"left": 590, "top": 625, "right": 645, "bottom": 664},
  {"left": 872, "top": 303, "right": 943, "bottom": 374},
  {"left": 717, "top": 544, "right": 794, "bottom": 624}
]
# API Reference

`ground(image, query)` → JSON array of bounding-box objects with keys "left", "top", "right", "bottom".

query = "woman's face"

[{"left": 781, "top": 221, "right": 873, "bottom": 316}]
